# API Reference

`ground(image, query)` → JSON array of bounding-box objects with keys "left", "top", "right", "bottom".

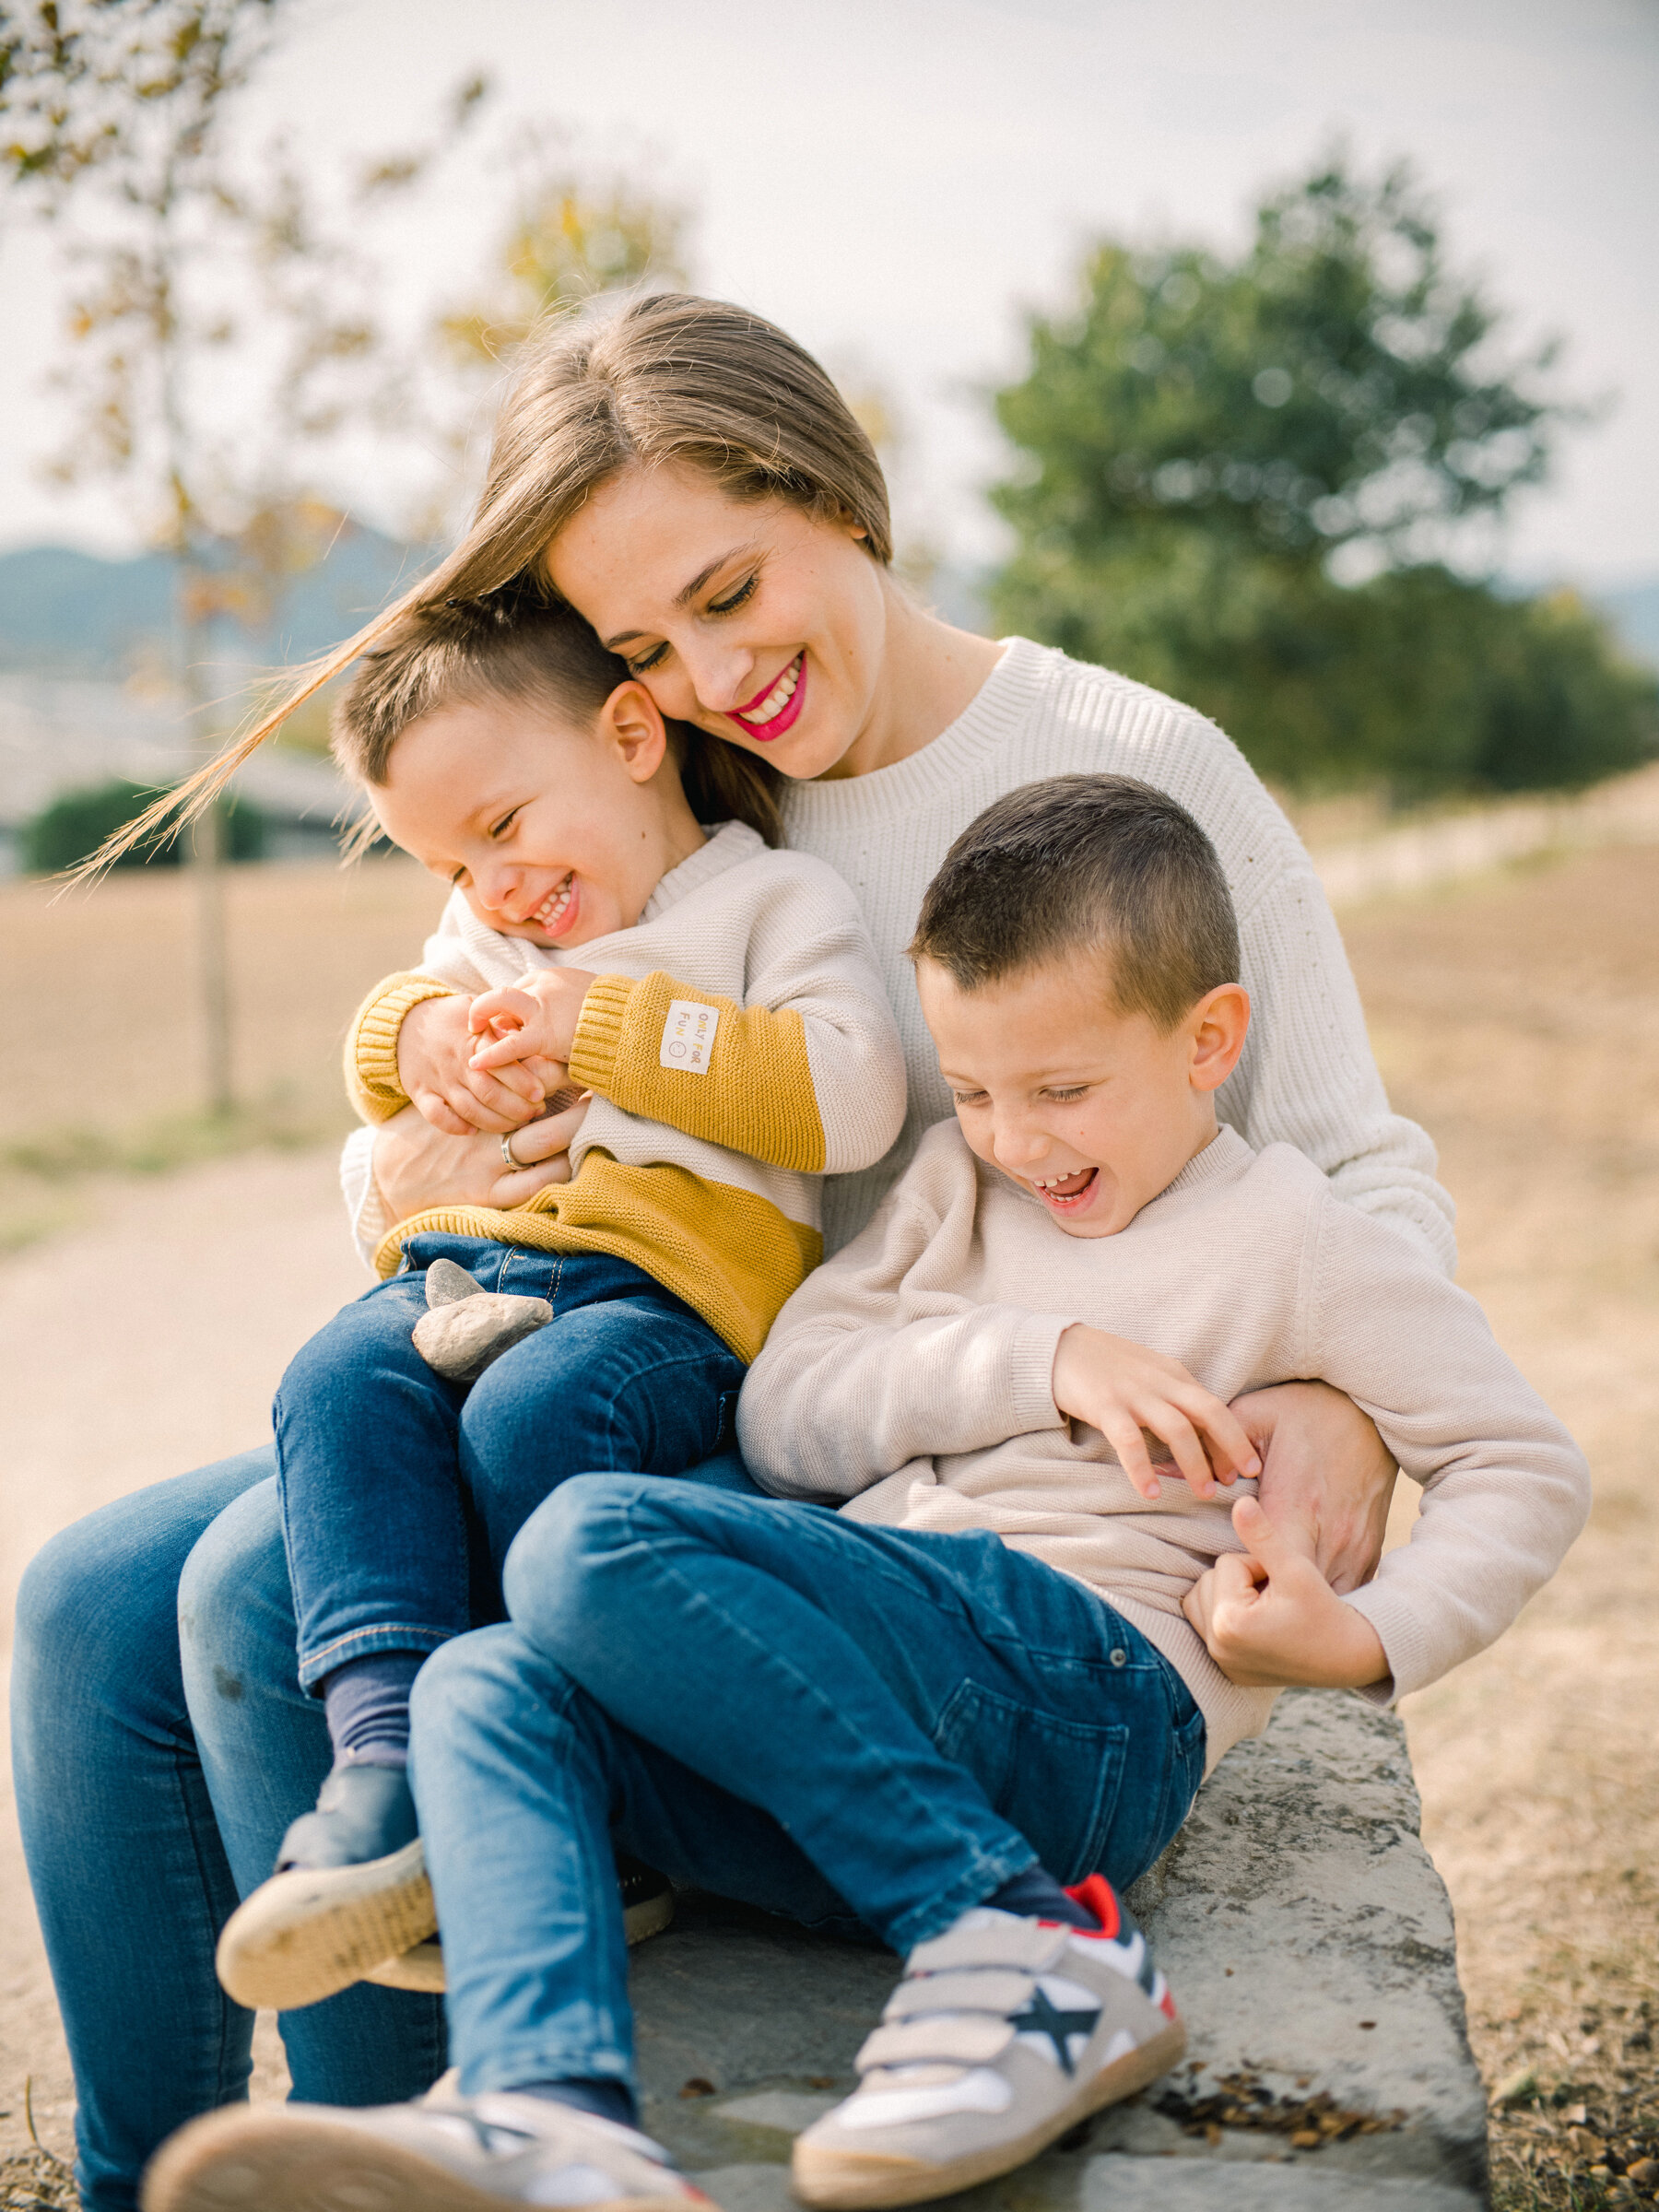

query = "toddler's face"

[
  {"left": 374, "top": 690, "right": 677, "bottom": 947},
  {"left": 915, "top": 953, "right": 1249, "bottom": 1239}
]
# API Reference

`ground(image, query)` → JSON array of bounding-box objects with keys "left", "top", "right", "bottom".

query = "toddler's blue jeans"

[{"left": 276, "top": 1235, "right": 746, "bottom": 1689}]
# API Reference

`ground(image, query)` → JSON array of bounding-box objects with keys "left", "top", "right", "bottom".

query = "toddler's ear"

[{"left": 601, "top": 680, "right": 669, "bottom": 782}]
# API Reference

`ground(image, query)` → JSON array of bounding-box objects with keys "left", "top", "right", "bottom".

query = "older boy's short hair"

[
  {"left": 911, "top": 775, "right": 1240, "bottom": 1031},
  {"left": 330, "top": 582, "right": 782, "bottom": 845}
]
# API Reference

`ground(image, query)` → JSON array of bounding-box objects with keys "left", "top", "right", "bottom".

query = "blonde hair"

[
  {"left": 88, "top": 294, "right": 888, "bottom": 871},
  {"left": 334, "top": 584, "right": 783, "bottom": 848}
]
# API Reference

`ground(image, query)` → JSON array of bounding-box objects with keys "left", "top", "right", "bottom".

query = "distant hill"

[
  {"left": 2, "top": 533, "right": 1654, "bottom": 682},
  {"left": 0, "top": 527, "right": 429, "bottom": 677}
]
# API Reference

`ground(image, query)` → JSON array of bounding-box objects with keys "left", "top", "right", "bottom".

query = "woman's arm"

[{"left": 1222, "top": 852, "right": 1455, "bottom": 1275}]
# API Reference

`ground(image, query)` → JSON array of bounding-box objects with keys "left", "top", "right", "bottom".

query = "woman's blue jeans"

[
  {"left": 415, "top": 1474, "right": 1206, "bottom": 2096},
  {"left": 10, "top": 1452, "right": 444, "bottom": 2212},
  {"left": 9, "top": 1447, "right": 759, "bottom": 2212},
  {"left": 276, "top": 1235, "right": 745, "bottom": 1688}
]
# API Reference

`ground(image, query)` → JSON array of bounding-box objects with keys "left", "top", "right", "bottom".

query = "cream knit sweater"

[
  {"left": 776, "top": 638, "right": 1455, "bottom": 1268},
  {"left": 739, "top": 1122, "right": 1588, "bottom": 1774},
  {"left": 346, "top": 638, "right": 1454, "bottom": 1272}
]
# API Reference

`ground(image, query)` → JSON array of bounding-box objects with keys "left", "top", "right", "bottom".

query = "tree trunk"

[{"left": 191, "top": 791, "right": 234, "bottom": 1118}]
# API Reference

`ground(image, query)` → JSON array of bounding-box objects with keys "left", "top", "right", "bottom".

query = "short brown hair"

[
  {"left": 911, "top": 775, "right": 1240, "bottom": 1030},
  {"left": 332, "top": 585, "right": 782, "bottom": 847}
]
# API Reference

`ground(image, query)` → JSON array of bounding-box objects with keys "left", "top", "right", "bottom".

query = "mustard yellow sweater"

[{"left": 344, "top": 823, "right": 907, "bottom": 1364}]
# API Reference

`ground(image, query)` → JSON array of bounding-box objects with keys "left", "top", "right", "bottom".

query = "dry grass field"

[
  {"left": 0, "top": 840, "right": 1654, "bottom": 2207},
  {"left": 0, "top": 854, "right": 445, "bottom": 1250}
]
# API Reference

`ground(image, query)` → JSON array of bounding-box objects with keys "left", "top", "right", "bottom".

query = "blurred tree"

[
  {"left": 990, "top": 155, "right": 1655, "bottom": 796},
  {"left": 1, "top": 2, "right": 483, "bottom": 1109},
  {"left": 412, "top": 145, "right": 688, "bottom": 541},
  {"left": 23, "top": 777, "right": 265, "bottom": 874}
]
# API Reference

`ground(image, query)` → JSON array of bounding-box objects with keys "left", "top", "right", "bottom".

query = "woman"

[{"left": 13, "top": 294, "right": 1450, "bottom": 2212}]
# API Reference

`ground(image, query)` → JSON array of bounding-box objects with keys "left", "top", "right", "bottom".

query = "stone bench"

[{"left": 625, "top": 1689, "right": 1488, "bottom": 2211}]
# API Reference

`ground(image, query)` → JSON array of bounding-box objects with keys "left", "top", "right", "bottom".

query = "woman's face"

[{"left": 546, "top": 463, "right": 891, "bottom": 782}]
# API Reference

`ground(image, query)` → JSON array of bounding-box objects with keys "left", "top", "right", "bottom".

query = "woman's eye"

[
  {"left": 709, "top": 575, "right": 758, "bottom": 617},
  {"left": 1045, "top": 1087, "right": 1088, "bottom": 1101},
  {"left": 626, "top": 642, "right": 668, "bottom": 675}
]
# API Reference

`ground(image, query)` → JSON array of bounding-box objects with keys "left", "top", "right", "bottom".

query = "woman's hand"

[
  {"left": 1226, "top": 1380, "right": 1397, "bottom": 1594},
  {"left": 371, "top": 1095, "right": 589, "bottom": 1225},
  {"left": 1053, "top": 1324, "right": 1262, "bottom": 1501},
  {"left": 1182, "top": 1496, "right": 1390, "bottom": 1689}
]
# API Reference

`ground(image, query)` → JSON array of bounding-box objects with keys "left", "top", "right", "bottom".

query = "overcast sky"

[{"left": 4, "top": 0, "right": 1654, "bottom": 587}]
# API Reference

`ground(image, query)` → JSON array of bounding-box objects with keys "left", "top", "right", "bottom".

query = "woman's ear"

[
  {"left": 1186, "top": 983, "right": 1251, "bottom": 1095},
  {"left": 599, "top": 680, "right": 669, "bottom": 783}
]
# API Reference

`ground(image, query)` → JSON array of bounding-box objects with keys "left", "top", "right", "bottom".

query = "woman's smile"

[{"left": 729, "top": 652, "right": 806, "bottom": 741}]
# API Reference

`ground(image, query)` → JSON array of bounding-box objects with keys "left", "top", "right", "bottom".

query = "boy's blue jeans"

[
  {"left": 418, "top": 1475, "right": 1206, "bottom": 2095},
  {"left": 276, "top": 1235, "right": 746, "bottom": 1688},
  {"left": 11, "top": 1455, "right": 1202, "bottom": 2206}
]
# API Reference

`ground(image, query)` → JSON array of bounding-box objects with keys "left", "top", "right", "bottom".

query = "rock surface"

[
  {"left": 411, "top": 1290, "right": 553, "bottom": 1382},
  {"left": 627, "top": 1690, "right": 1488, "bottom": 2211}
]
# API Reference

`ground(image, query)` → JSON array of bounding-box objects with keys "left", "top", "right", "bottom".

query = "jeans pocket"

[{"left": 933, "top": 1678, "right": 1129, "bottom": 1887}]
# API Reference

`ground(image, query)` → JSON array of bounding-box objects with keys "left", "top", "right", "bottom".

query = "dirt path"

[
  {"left": 0, "top": 1147, "right": 364, "bottom": 2165},
  {"left": 0, "top": 843, "right": 1653, "bottom": 2205}
]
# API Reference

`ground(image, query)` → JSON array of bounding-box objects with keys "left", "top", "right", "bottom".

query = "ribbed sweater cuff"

[
  {"left": 567, "top": 973, "right": 636, "bottom": 1096},
  {"left": 1337, "top": 1583, "right": 1427, "bottom": 1708},
  {"left": 350, "top": 972, "right": 456, "bottom": 1122},
  {"left": 1007, "top": 1311, "right": 1078, "bottom": 1435}
]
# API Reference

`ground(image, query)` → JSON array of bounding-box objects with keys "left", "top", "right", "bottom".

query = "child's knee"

[{"left": 500, "top": 1474, "right": 646, "bottom": 1646}]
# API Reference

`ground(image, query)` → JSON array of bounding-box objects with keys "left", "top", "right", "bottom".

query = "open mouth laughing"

[
  {"left": 1030, "top": 1166, "right": 1099, "bottom": 1213},
  {"left": 730, "top": 652, "right": 806, "bottom": 741},
  {"left": 525, "top": 871, "right": 578, "bottom": 936}
]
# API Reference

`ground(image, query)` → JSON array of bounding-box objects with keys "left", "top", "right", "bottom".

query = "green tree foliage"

[
  {"left": 989, "top": 158, "right": 1656, "bottom": 796},
  {"left": 23, "top": 778, "right": 265, "bottom": 873}
]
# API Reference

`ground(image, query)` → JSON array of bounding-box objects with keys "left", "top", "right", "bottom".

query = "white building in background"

[{"left": 0, "top": 674, "right": 363, "bottom": 875}]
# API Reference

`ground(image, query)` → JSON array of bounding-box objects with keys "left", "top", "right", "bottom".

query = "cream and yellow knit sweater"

[{"left": 343, "top": 821, "right": 907, "bottom": 1363}]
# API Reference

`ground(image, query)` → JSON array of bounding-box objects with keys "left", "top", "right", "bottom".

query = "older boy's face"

[{"left": 915, "top": 954, "right": 1249, "bottom": 1239}]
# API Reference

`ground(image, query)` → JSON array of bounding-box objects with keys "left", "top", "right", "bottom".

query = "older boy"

[{"left": 146, "top": 777, "right": 1587, "bottom": 2212}]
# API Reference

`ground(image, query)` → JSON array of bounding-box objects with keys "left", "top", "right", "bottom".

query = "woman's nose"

[{"left": 678, "top": 634, "right": 759, "bottom": 716}]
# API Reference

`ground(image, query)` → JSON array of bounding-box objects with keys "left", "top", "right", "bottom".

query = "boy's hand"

[
  {"left": 1182, "top": 1495, "right": 1391, "bottom": 1688},
  {"left": 1052, "top": 1324, "right": 1263, "bottom": 1500},
  {"left": 468, "top": 969, "right": 599, "bottom": 1081},
  {"left": 397, "top": 994, "right": 544, "bottom": 1136}
]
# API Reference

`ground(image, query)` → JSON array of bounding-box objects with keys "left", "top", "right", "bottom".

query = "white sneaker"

[
  {"left": 141, "top": 2082, "right": 714, "bottom": 2212},
  {"left": 792, "top": 1875, "right": 1184, "bottom": 2208}
]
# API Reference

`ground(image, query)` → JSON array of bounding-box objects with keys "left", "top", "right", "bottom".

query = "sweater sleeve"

[
  {"left": 1300, "top": 1192, "right": 1591, "bottom": 1702},
  {"left": 345, "top": 971, "right": 461, "bottom": 1124},
  {"left": 566, "top": 870, "right": 907, "bottom": 1176},
  {"left": 1217, "top": 852, "right": 1455, "bottom": 1277},
  {"left": 737, "top": 1135, "right": 1074, "bottom": 1500}
]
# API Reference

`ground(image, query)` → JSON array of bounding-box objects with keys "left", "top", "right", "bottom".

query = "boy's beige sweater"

[{"left": 738, "top": 1120, "right": 1589, "bottom": 1773}]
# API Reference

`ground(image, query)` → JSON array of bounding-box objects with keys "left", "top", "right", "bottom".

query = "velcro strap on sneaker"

[
  {"left": 906, "top": 1915, "right": 1068, "bottom": 1977},
  {"left": 856, "top": 2013, "right": 1016, "bottom": 2073},
  {"left": 882, "top": 1967, "right": 1035, "bottom": 2022}
]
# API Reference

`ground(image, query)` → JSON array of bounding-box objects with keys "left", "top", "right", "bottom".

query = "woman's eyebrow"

[{"left": 601, "top": 543, "right": 762, "bottom": 651}]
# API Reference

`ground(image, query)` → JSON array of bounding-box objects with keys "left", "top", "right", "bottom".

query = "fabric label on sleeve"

[{"left": 660, "top": 1000, "right": 719, "bottom": 1074}]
